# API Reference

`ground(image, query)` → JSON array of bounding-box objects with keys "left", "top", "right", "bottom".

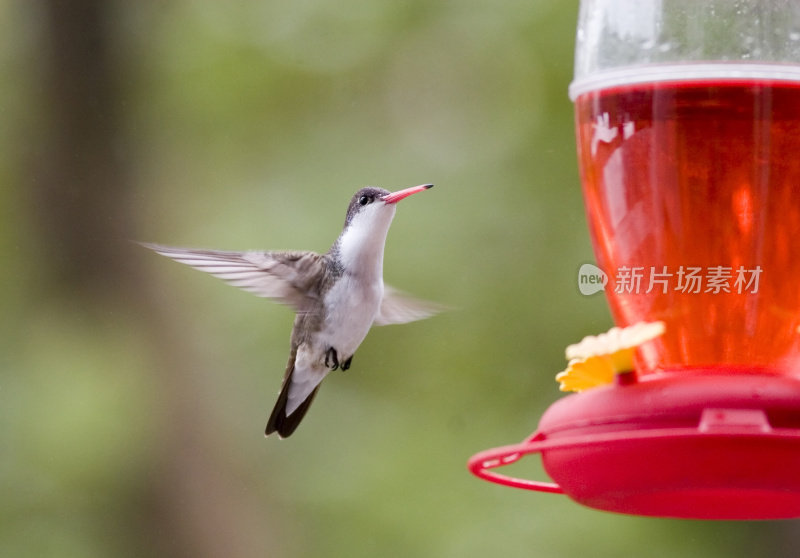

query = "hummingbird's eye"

[{"left": 359, "top": 195, "right": 371, "bottom": 206}]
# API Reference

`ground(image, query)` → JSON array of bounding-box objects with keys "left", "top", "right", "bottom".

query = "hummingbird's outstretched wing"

[
  {"left": 140, "top": 243, "right": 328, "bottom": 313},
  {"left": 374, "top": 286, "right": 445, "bottom": 325}
]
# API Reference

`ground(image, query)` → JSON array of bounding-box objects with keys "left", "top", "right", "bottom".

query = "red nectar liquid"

[{"left": 576, "top": 76, "right": 800, "bottom": 372}]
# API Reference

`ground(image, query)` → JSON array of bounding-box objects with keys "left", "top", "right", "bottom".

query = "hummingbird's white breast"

[
  {"left": 284, "top": 273, "right": 382, "bottom": 416},
  {"left": 317, "top": 198, "right": 396, "bottom": 354},
  {"left": 319, "top": 272, "right": 384, "bottom": 357}
]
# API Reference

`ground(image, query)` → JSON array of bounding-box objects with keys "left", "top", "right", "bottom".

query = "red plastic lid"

[{"left": 468, "top": 370, "right": 800, "bottom": 519}]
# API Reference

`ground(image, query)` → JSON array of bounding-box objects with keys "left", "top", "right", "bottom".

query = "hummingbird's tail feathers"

[
  {"left": 138, "top": 242, "right": 326, "bottom": 313},
  {"left": 265, "top": 375, "right": 319, "bottom": 438},
  {"left": 374, "top": 285, "right": 447, "bottom": 326}
]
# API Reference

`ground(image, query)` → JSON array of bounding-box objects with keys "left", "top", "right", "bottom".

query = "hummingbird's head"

[
  {"left": 334, "top": 184, "right": 433, "bottom": 273},
  {"left": 342, "top": 184, "right": 433, "bottom": 230}
]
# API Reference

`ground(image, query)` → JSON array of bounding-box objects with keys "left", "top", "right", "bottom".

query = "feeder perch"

[{"left": 468, "top": 369, "right": 800, "bottom": 519}]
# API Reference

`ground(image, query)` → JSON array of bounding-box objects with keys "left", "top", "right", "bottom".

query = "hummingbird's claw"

[
  {"left": 325, "top": 347, "right": 340, "bottom": 370},
  {"left": 325, "top": 347, "right": 352, "bottom": 371}
]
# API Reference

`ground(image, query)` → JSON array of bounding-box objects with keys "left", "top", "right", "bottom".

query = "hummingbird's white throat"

[{"left": 335, "top": 201, "right": 397, "bottom": 280}]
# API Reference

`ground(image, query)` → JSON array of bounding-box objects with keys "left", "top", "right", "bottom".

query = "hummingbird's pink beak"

[{"left": 382, "top": 184, "right": 433, "bottom": 204}]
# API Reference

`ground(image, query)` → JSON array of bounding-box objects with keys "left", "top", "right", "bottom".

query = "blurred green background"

[{"left": 2, "top": 0, "right": 798, "bottom": 556}]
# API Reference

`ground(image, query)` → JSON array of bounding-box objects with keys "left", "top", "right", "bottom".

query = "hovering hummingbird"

[{"left": 142, "top": 184, "right": 438, "bottom": 438}]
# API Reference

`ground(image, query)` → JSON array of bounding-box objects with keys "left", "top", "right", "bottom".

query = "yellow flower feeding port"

[{"left": 556, "top": 322, "right": 665, "bottom": 392}]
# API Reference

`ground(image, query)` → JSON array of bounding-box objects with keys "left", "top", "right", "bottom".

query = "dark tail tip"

[{"left": 265, "top": 385, "right": 320, "bottom": 439}]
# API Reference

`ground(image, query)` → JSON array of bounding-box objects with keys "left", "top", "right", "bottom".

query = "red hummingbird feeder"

[{"left": 468, "top": 0, "right": 800, "bottom": 519}]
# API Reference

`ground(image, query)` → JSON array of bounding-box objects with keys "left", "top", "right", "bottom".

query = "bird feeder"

[{"left": 468, "top": 0, "right": 800, "bottom": 519}]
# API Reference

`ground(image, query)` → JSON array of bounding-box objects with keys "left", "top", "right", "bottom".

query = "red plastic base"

[{"left": 468, "top": 370, "right": 800, "bottom": 519}]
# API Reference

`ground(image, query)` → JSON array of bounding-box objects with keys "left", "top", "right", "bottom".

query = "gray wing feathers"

[
  {"left": 375, "top": 286, "right": 444, "bottom": 325},
  {"left": 140, "top": 243, "right": 326, "bottom": 312}
]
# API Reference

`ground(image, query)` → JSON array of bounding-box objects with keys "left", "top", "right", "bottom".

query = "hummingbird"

[{"left": 141, "top": 184, "right": 438, "bottom": 438}]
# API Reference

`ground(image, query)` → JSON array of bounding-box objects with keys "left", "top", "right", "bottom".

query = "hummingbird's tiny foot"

[
  {"left": 341, "top": 356, "right": 352, "bottom": 371},
  {"left": 325, "top": 347, "right": 340, "bottom": 370}
]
